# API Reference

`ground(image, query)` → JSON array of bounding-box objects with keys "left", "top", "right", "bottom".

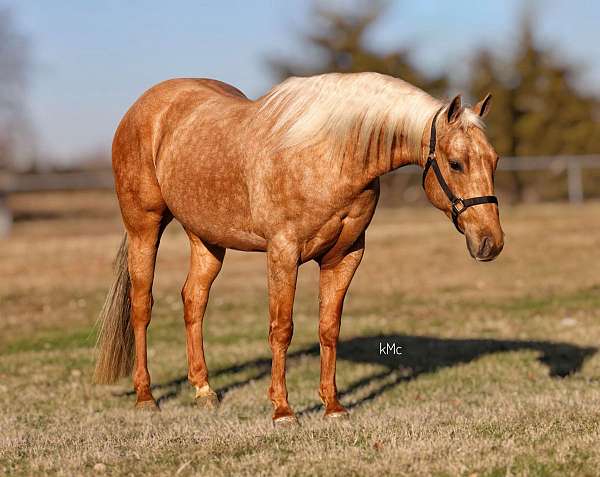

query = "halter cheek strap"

[{"left": 421, "top": 106, "right": 498, "bottom": 234}]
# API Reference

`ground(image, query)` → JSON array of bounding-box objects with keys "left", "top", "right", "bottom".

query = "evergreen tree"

[
  {"left": 269, "top": 2, "right": 447, "bottom": 96},
  {"left": 469, "top": 14, "right": 600, "bottom": 199},
  {"left": 268, "top": 2, "right": 449, "bottom": 206},
  {"left": 269, "top": 4, "right": 600, "bottom": 201}
]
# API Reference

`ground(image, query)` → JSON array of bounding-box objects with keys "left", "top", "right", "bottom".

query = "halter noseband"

[{"left": 421, "top": 106, "right": 498, "bottom": 234}]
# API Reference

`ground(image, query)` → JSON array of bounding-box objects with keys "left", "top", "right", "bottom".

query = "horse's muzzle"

[{"left": 466, "top": 233, "right": 504, "bottom": 262}]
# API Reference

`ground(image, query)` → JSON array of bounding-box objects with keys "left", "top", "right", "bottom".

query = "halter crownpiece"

[{"left": 421, "top": 106, "right": 498, "bottom": 234}]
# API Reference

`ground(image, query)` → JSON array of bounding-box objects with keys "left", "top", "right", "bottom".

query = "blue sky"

[{"left": 3, "top": 0, "right": 600, "bottom": 164}]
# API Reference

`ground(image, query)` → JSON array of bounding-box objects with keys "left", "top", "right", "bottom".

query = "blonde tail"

[{"left": 93, "top": 234, "right": 134, "bottom": 384}]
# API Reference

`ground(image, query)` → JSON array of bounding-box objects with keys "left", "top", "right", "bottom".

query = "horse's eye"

[{"left": 449, "top": 160, "right": 463, "bottom": 172}]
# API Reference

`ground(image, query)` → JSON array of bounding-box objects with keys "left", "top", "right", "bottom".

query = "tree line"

[
  {"left": 269, "top": 3, "right": 600, "bottom": 202},
  {"left": 1, "top": 4, "right": 598, "bottom": 201}
]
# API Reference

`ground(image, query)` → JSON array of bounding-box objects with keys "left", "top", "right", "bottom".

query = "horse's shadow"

[{"left": 131, "top": 334, "right": 596, "bottom": 410}]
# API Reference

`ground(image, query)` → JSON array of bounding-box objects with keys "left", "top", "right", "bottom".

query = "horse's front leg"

[
  {"left": 318, "top": 233, "right": 365, "bottom": 418},
  {"left": 266, "top": 238, "right": 299, "bottom": 426}
]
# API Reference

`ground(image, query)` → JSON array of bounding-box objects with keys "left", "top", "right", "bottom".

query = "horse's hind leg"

[
  {"left": 112, "top": 106, "right": 174, "bottom": 409},
  {"left": 181, "top": 231, "right": 225, "bottom": 409},
  {"left": 126, "top": 212, "right": 171, "bottom": 409}
]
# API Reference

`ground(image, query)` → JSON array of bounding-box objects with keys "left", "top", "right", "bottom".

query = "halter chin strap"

[{"left": 421, "top": 106, "right": 498, "bottom": 234}]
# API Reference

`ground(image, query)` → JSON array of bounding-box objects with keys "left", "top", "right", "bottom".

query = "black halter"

[{"left": 422, "top": 106, "right": 498, "bottom": 234}]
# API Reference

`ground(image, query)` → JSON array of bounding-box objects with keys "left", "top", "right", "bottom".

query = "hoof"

[
  {"left": 195, "top": 391, "right": 219, "bottom": 411},
  {"left": 195, "top": 385, "right": 219, "bottom": 410},
  {"left": 324, "top": 410, "right": 349, "bottom": 420},
  {"left": 135, "top": 399, "right": 159, "bottom": 412},
  {"left": 273, "top": 415, "right": 299, "bottom": 429}
]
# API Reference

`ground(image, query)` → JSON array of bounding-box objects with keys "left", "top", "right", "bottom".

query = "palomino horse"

[{"left": 94, "top": 72, "right": 504, "bottom": 426}]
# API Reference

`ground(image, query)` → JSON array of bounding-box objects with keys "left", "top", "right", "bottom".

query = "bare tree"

[
  {"left": 0, "top": 7, "right": 30, "bottom": 170},
  {"left": 0, "top": 8, "right": 30, "bottom": 235}
]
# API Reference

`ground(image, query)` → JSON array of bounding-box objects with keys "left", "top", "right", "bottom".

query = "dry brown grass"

[{"left": 1, "top": 191, "right": 600, "bottom": 476}]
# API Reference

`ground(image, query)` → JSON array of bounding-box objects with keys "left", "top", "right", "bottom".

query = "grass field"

[{"left": 2, "top": 191, "right": 600, "bottom": 476}]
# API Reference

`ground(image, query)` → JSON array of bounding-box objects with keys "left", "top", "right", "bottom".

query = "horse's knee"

[
  {"left": 269, "top": 320, "right": 293, "bottom": 348},
  {"left": 319, "top": 323, "right": 339, "bottom": 348}
]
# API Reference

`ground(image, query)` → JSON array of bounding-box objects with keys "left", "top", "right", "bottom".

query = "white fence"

[
  {"left": 1, "top": 155, "right": 599, "bottom": 236},
  {"left": 0, "top": 170, "right": 115, "bottom": 236},
  {"left": 0, "top": 170, "right": 114, "bottom": 193},
  {"left": 394, "top": 154, "right": 600, "bottom": 204}
]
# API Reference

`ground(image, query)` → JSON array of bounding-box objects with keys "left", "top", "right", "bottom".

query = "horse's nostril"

[{"left": 477, "top": 236, "right": 492, "bottom": 258}]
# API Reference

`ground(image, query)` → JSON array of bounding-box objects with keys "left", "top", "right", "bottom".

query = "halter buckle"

[{"left": 451, "top": 197, "right": 466, "bottom": 216}]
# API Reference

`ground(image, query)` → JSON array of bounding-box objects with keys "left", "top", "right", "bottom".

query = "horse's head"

[{"left": 423, "top": 94, "right": 504, "bottom": 261}]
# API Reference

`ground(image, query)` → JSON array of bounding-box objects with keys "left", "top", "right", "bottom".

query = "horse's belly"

[
  {"left": 178, "top": 212, "right": 267, "bottom": 251},
  {"left": 157, "top": 161, "right": 267, "bottom": 251}
]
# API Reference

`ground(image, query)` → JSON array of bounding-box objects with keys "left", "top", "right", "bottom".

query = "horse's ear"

[
  {"left": 473, "top": 93, "right": 492, "bottom": 118},
  {"left": 446, "top": 95, "right": 463, "bottom": 124}
]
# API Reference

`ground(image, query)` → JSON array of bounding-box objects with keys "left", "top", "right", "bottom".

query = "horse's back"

[{"left": 141, "top": 77, "right": 248, "bottom": 104}]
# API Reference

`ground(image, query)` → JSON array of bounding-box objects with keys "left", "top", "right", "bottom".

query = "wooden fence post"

[
  {"left": 567, "top": 160, "right": 583, "bottom": 203},
  {"left": 0, "top": 171, "right": 13, "bottom": 237},
  {"left": 0, "top": 193, "right": 11, "bottom": 237}
]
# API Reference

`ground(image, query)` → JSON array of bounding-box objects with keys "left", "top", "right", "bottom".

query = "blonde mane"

[{"left": 259, "top": 72, "right": 484, "bottom": 166}]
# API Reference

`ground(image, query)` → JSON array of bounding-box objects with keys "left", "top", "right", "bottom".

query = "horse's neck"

[{"left": 348, "top": 131, "right": 423, "bottom": 186}]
